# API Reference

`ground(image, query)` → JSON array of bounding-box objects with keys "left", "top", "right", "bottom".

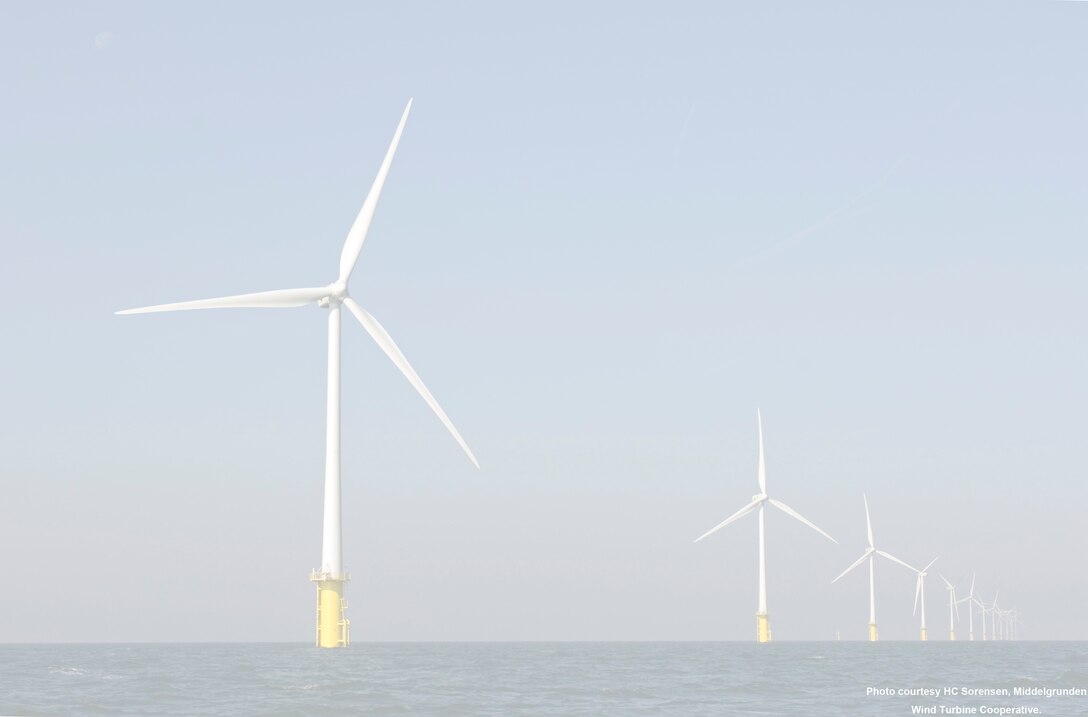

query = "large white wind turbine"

[
  {"left": 911, "top": 557, "right": 938, "bottom": 641},
  {"left": 939, "top": 574, "right": 962, "bottom": 640},
  {"left": 117, "top": 100, "right": 478, "bottom": 648},
  {"left": 694, "top": 410, "right": 837, "bottom": 643},
  {"left": 832, "top": 496, "right": 917, "bottom": 641}
]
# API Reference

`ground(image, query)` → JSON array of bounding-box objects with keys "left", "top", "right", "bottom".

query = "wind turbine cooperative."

[{"left": 118, "top": 100, "right": 478, "bottom": 648}]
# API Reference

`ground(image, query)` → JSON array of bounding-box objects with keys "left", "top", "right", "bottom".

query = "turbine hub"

[
  {"left": 328, "top": 281, "right": 348, "bottom": 300},
  {"left": 318, "top": 282, "right": 348, "bottom": 308},
  {"left": 753, "top": 493, "right": 767, "bottom": 503}
]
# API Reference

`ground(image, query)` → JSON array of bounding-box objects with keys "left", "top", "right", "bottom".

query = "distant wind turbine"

[
  {"left": 911, "top": 557, "right": 939, "bottom": 641},
  {"left": 1009, "top": 608, "right": 1022, "bottom": 640},
  {"left": 963, "top": 573, "right": 979, "bottom": 641},
  {"left": 694, "top": 410, "right": 837, "bottom": 643},
  {"left": 978, "top": 592, "right": 991, "bottom": 641},
  {"left": 117, "top": 100, "right": 479, "bottom": 648},
  {"left": 939, "top": 574, "right": 962, "bottom": 640},
  {"left": 832, "top": 496, "right": 917, "bottom": 641}
]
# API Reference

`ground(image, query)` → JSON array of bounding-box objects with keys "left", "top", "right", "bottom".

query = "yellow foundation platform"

[
  {"left": 868, "top": 623, "right": 879, "bottom": 642},
  {"left": 756, "top": 612, "right": 771, "bottom": 643},
  {"left": 920, "top": 627, "right": 928, "bottom": 641},
  {"left": 311, "top": 570, "right": 350, "bottom": 648}
]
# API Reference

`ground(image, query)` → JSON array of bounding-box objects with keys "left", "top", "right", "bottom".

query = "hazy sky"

[{"left": 1, "top": 1, "right": 1085, "bottom": 642}]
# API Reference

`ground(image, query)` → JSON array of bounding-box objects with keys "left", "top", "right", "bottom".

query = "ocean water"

[{"left": 1, "top": 642, "right": 1085, "bottom": 716}]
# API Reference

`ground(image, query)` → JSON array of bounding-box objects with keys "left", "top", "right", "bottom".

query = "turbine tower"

[
  {"left": 939, "top": 574, "right": 962, "bottom": 640},
  {"left": 117, "top": 101, "right": 478, "bottom": 648},
  {"left": 832, "top": 495, "right": 916, "bottom": 642},
  {"left": 694, "top": 410, "right": 836, "bottom": 643},
  {"left": 911, "top": 557, "right": 938, "bottom": 641}
]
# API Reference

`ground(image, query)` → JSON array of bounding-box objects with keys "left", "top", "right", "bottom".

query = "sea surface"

[{"left": 1, "top": 642, "right": 1085, "bottom": 716}]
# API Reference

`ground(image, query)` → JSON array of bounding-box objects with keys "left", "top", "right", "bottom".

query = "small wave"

[{"left": 52, "top": 666, "right": 86, "bottom": 676}]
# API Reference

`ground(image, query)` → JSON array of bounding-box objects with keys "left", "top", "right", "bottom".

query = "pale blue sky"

[{"left": 1, "top": 1, "right": 1085, "bottom": 642}]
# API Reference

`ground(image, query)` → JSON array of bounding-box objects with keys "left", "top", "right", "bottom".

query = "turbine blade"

[
  {"left": 863, "top": 494, "right": 874, "bottom": 548},
  {"left": 757, "top": 409, "right": 766, "bottom": 494},
  {"left": 875, "top": 549, "right": 917, "bottom": 573},
  {"left": 767, "top": 498, "right": 837, "bottom": 543},
  {"left": 922, "top": 557, "right": 939, "bottom": 573},
  {"left": 970, "top": 572, "right": 976, "bottom": 598},
  {"left": 939, "top": 573, "right": 953, "bottom": 590},
  {"left": 342, "top": 296, "right": 478, "bottom": 468},
  {"left": 832, "top": 550, "right": 871, "bottom": 584},
  {"left": 116, "top": 287, "right": 329, "bottom": 314},
  {"left": 693, "top": 500, "right": 760, "bottom": 543},
  {"left": 913, "top": 575, "right": 922, "bottom": 616},
  {"left": 338, "top": 100, "right": 413, "bottom": 284}
]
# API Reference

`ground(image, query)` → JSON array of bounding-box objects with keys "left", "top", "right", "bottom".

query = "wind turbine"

[
  {"left": 694, "top": 410, "right": 837, "bottom": 643},
  {"left": 977, "top": 593, "right": 990, "bottom": 641},
  {"left": 911, "top": 557, "right": 938, "bottom": 641},
  {"left": 990, "top": 592, "right": 1001, "bottom": 640},
  {"left": 117, "top": 100, "right": 479, "bottom": 648},
  {"left": 1009, "top": 608, "right": 1022, "bottom": 640},
  {"left": 939, "top": 574, "right": 962, "bottom": 640},
  {"left": 832, "top": 495, "right": 917, "bottom": 641},
  {"left": 962, "top": 573, "right": 979, "bottom": 640},
  {"left": 1000, "top": 606, "right": 1015, "bottom": 641}
]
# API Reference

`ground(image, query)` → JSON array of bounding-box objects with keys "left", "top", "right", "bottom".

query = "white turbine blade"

[
  {"left": 875, "top": 549, "right": 917, "bottom": 573},
  {"left": 116, "top": 287, "right": 328, "bottom": 314},
  {"left": 922, "top": 557, "right": 939, "bottom": 573},
  {"left": 693, "top": 499, "right": 760, "bottom": 543},
  {"left": 832, "top": 550, "right": 872, "bottom": 584},
  {"left": 939, "top": 573, "right": 953, "bottom": 590},
  {"left": 768, "top": 498, "right": 837, "bottom": 543},
  {"left": 342, "top": 296, "right": 478, "bottom": 468},
  {"left": 913, "top": 575, "right": 922, "bottom": 616},
  {"left": 338, "top": 100, "right": 413, "bottom": 284},
  {"left": 757, "top": 409, "right": 766, "bottom": 494},
  {"left": 863, "top": 494, "right": 874, "bottom": 548},
  {"left": 969, "top": 572, "right": 977, "bottom": 598}
]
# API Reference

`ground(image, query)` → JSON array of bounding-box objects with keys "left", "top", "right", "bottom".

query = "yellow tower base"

[
  {"left": 311, "top": 570, "right": 350, "bottom": 648},
  {"left": 949, "top": 630, "right": 956, "bottom": 641},
  {"left": 920, "top": 627, "right": 928, "bottom": 641},
  {"left": 756, "top": 612, "right": 771, "bottom": 643},
  {"left": 868, "top": 623, "right": 879, "bottom": 642}
]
